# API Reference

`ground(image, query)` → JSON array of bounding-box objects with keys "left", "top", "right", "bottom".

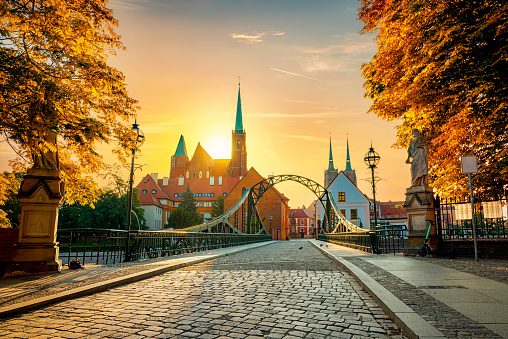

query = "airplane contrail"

[{"left": 270, "top": 68, "right": 322, "bottom": 82}]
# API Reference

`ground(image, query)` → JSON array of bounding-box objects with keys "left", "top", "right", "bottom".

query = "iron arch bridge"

[{"left": 183, "top": 175, "right": 368, "bottom": 235}]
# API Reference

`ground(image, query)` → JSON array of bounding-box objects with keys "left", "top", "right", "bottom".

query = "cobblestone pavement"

[
  {"left": 0, "top": 241, "right": 406, "bottom": 338},
  {"left": 414, "top": 256, "right": 508, "bottom": 284},
  {"left": 347, "top": 257, "right": 503, "bottom": 338}
]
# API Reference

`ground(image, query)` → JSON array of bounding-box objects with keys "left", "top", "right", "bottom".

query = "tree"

[
  {"left": 0, "top": 0, "right": 139, "bottom": 205},
  {"left": 0, "top": 172, "right": 22, "bottom": 227},
  {"left": 179, "top": 184, "right": 198, "bottom": 213},
  {"left": 165, "top": 184, "right": 202, "bottom": 229},
  {"left": 211, "top": 195, "right": 224, "bottom": 218},
  {"left": 359, "top": 0, "right": 508, "bottom": 196},
  {"left": 58, "top": 180, "right": 146, "bottom": 230}
]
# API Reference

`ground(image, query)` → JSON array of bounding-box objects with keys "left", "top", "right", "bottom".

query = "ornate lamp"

[
  {"left": 364, "top": 142, "right": 380, "bottom": 227},
  {"left": 125, "top": 119, "right": 145, "bottom": 261}
]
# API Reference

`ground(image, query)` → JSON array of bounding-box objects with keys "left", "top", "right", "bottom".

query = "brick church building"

[{"left": 135, "top": 84, "right": 289, "bottom": 235}]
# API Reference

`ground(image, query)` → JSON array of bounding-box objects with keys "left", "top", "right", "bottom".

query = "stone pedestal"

[
  {"left": 8, "top": 168, "right": 64, "bottom": 275},
  {"left": 403, "top": 185, "right": 437, "bottom": 256}
]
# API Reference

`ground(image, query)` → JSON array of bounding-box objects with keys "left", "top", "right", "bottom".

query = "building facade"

[
  {"left": 136, "top": 84, "right": 289, "bottom": 231},
  {"left": 288, "top": 208, "right": 316, "bottom": 238}
]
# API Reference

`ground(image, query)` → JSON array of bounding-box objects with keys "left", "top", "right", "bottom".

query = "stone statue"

[
  {"left": 29, "top": 94, "right": 59, "bottom": 170},
  {"left": 405, "top": 129, "right": 429, "bottom": 186}
]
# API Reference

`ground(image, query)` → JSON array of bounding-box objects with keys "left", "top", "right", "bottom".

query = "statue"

[
  {"left": 405, "top": 129, "right": 429, "bottom": 186},
  {"left": 29, "top": 93, "right": 59, "bottom": 171}
]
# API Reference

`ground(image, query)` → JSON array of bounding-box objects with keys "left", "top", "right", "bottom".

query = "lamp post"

[
  {"left": 316, "top": 214, "right": 321, "bottom": 240},
  {"left": 269, "top": 215, "right": 273, "bottom": 239},
  {"left": 364, "top": 142, "right": 380, "bottom": 228},
  {"left": 125, "top": 119, "right": 145, "bottom": 262}
]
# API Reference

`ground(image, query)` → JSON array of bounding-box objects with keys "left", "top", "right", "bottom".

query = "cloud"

[
  {"left": 292, "top": 34, "right": 376, "bottom": 73},
  {"left": 270, "top": 68, "right": 321, "bottom": 82},
  {"left": 230, "top": 31, "right": 285, "bottom": 44},
  {"left": 247, "top": 109, "right": 359, "bottom": 119}
]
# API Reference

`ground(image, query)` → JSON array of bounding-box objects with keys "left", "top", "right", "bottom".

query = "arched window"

[
  {"left": 193, "top": 172, "right": 196, "bottom": 178},
  {"left": 236, "top": 138, "right": 240, "bottom": 149},
  {"left": 206, "top": 171, "right": 209, "bottom": 178},
  {"left": 199, "top": 171, "right": 202, "bottom": 178},
  {"left": 186, "top": 171, "right": 189, "bottom": 178},
  {"left": 142, "top": 189, "right": 147, "bottom": 194},
  {"left": 152, "top": 189, "right": 156, "bottom": 194}
]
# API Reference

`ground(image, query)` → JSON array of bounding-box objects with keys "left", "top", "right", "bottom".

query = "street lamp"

[
  {"left": 125, "top": 119, "right": 144, "bottom": 262},
  {"left": 316, "top": 214, "right": 321, "bottom": 240},
  {"left": 269, "top": 215, "right": 273, "bottom": 239},
  {"left": 127, "top": 119, "right": 145, "bottom": 233},
  {"left": 364, "top": 142, "right": 380, "bottom": 228}
]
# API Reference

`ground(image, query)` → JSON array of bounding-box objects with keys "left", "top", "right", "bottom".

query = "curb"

[
  {"left": 311, "top": 240, "right": 445, "bottom": 339},
  {"left": 0, "top": 241, "right": 275, "bottom": 319}
]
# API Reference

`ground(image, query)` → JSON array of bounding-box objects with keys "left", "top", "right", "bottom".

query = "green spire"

[
  {"left": 346, "top": 135, "right": 352, "bottom": 171},
  {"left": 234, "top": 83, "right": 244, "bottom": 133},
  {"left": 173, "top": 135, "right": 187, "bottom": 156},
  {"left": 328, "top": 136, "right": 335, "bottom": 170}
]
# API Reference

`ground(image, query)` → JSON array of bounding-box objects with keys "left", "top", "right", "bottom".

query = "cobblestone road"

[{"left": 0, "top": 241, "right": 406, "bottom": 338}]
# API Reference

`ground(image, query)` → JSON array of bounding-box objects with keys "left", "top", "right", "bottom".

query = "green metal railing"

[{"left": 57, "top": 228, "right": 271, "bottom": 265}]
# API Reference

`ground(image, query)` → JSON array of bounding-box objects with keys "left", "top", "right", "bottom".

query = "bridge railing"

[
  {"left": 319, "top": 232, "right": 376, "bottom": 253},
  {"left": 57, "top": 228, "right": 271, "bottom": 265}
]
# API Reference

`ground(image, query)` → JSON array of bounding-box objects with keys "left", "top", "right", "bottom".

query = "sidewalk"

[
  {"left": 0, "top": 241, "right": 275, "bottom": 319},
  {"left": 311, "top": 239, "right": 508, "bottom": 339}
]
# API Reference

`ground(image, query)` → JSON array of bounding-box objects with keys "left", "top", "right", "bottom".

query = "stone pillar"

[
  {"left": 403, "top": 185, "right": 437, "bottom": 256},
  {"left": 9, "top": 168, "right": 64, "bottom": 274}
]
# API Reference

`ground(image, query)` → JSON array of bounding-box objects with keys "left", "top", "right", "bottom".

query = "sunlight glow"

[{"left": 203, "top": 135, "right": 231, "bottom": 160}]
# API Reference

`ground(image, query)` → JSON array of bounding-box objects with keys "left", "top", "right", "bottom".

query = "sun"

[{"left": 204, "top": 135, "right": 231, "bottom": 160}]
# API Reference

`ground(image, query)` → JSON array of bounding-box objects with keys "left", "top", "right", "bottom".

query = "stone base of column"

[
  {"left": 403, "top": 185, "right": 437, "bottom": 256},
  {"left": 7, "top": 243, "right": 62, "bottom": 275}
]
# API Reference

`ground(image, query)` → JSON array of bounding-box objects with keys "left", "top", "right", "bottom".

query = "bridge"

[{"left": 56, "top": 175, "right": 404, "bottom": 265}]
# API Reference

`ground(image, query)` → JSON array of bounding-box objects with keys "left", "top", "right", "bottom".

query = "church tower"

[
  {"left": 324, "top": 136, "right": 338, "bottom": 187},
  {"left": 343, "top": 136, "right": 357, "bottom": 185},
  {"left": 226, "top": 83, "right": 247, "bottom": 178},
  {"left": 170, "top": 135, "right": 189, "bottom": 178}
]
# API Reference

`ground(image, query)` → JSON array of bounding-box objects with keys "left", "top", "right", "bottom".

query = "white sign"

[{"left": 461, "top": 156, "right": 478, "bottom": 174}]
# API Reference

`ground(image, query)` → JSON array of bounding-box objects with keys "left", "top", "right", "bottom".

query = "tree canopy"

[
  {"left": 359, "top": 0, "right": 508, "bottom": 196},
  {"left": 210, "top": 195, "right": 224, "bottom": 219},
  {"left": 165, "top": 184, "right": 202, "bottom": 229},
  {"left": 58, "top": 178, "right": 146, "bottom": 230},
  {"left": 0, "top": 0, "right": 138, "bottom": 204}
]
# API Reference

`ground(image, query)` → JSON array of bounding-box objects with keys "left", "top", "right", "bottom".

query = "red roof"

[
  {"left": 136, "top": 174, "right": 240, "bottom": 204},
  {"left": 289, "top": 209, "right": 315, "bottom": 219}
]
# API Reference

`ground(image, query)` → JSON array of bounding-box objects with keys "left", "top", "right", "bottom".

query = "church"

[
  {"left": 315, "top": 136, "right": 372, "bottom": 229},
  {"left": 136, "top": 84, "right": 289, "bottom": 234}
]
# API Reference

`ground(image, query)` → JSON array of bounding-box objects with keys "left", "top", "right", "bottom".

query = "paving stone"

[{"left": 0, "top": 242, "right": 404, "bottom": 339}]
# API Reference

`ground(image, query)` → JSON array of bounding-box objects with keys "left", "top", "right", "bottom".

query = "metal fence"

[
  {"left": 372, "top": 224, "right": 407, "bottom": 254},
  {"left": 436, "top": 192, "right": 508, "bottom": 241},
  {"left": 57, "top": 228, "right": 272, "bottom": 265},
  {"left": 319, "top": 224, "right": 407, "bottom": 255},
  {"left": 319, "top": 232, "right": 376, "bottom": 253}
]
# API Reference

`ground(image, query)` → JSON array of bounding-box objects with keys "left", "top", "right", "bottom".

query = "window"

[
  {"left": 193, "top": 172, "right": 196, "bottom": 178},
  {"left": 340, "top": 209, "right": 346, "bottom": 217},
  {"left": 152, "top": 189, "right": 156, "bottom": 194},
  {"left": 186, "top": 171, "right": 189, "bottom": 178},
  {"left": 300, "top": 220, "right": 305, "bottom": 226},
  {"left": 223, "top": 193, "right": 227, "bottom": 197},
  {"left": 199, "top": 171, "right": 202, "bottom": 178},
  {"left": 338, "top": 192, "right": 346, "bottom": 202},
  {"left": 142, "top": 189, "right": 147, "bottom": 194},
  {"left": 351, "top": 209, "right": 358, "bottom": 219}
]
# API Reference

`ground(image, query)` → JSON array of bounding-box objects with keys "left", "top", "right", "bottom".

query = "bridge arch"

[
  {"left": 183, "top": 174, "right": 367, "bottom": 237},
  {"left": 246, "top": 175, "right": 366, "bottom": 236}
]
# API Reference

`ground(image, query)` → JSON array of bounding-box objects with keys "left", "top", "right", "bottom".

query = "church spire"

[
  {"left": 328, "top": 135, "right": 335, "bottom": 170},
  {"left": 345, "top": 134, "right": 352, "bottom": 171},
  {"left": 234, "top": 81, "right": 244, "bottom": 133},
  {"left": 173, "top": 135, "right": 187, "bottom": 157}
]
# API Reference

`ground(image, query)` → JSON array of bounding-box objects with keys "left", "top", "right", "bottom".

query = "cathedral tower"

[
  {"left": 170, "top": 135, "right": 189, "bottom": 178},
  {"left": 324, "top": 136, "right": 338, "bottom": 187},
  {"left": 226, "top": 83, "right": 247, "bottom": 178},
  {"left": 343, "top": 136, "right": 357, "bottom": 185}
]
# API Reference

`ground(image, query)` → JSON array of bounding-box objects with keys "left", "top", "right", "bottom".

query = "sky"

[{"left": 1, "top": 0, "right": 410, "bottom": 208}]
